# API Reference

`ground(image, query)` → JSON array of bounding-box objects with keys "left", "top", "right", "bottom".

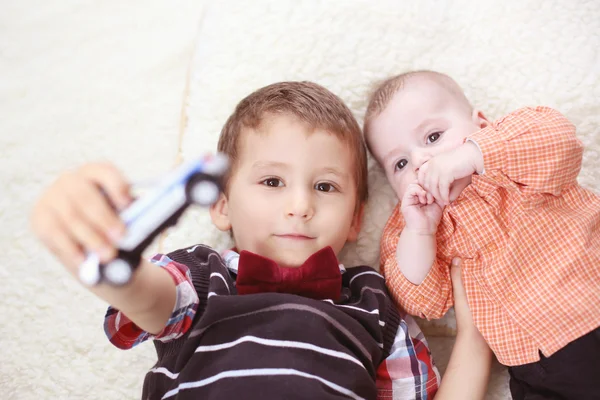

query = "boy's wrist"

[{"left": 91, "top": 260, "right": 154, "bottom": 310}]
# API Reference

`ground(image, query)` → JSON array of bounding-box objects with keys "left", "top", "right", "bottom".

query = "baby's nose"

[{"left": 411, "top": 150, "right": 431, "bottom": 170}]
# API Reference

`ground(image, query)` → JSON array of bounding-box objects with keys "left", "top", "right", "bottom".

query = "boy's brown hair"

[{"left": 218, "top": 81, "right": 368, "bottom": 206}]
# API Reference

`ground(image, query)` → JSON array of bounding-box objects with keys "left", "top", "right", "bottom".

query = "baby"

[
  {"left": 364, "top": 70, "right": 600, "bottom": 399},
  {"left": 31, "top": 81, "right": 491, "bottom": 399}
]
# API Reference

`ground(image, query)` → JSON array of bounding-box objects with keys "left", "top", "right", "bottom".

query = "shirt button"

[
  {"left": 486, "top": 242, "right": 498, "bottom": 252},
  {"left": 507, "top": 292, "right": 517, "bottom": 302}
]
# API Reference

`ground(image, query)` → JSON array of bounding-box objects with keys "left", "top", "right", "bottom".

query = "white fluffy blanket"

[
  {"left": 169, "top": 0, "right": 599, "bottom": 398},
  {"left": 1, "top": 0, "right": 597, "bottom": 399},
  {"left": 174, "top": 0, "right": 600, "bottom": 336}
]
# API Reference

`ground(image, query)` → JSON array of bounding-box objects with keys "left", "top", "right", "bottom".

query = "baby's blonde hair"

[{"left": 363, "top": 70, "right": 472, "bottom": 148}]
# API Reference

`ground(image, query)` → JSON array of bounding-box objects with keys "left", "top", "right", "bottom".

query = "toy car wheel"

[
  {"left": 79, "top": 253, "right": 102, "bottom": 286},
  {"left": 187, "top": 177, "right": 220, "bottom": 206},
  {"left": 104, "top": 259, "right": 133, "bottom": 286}
]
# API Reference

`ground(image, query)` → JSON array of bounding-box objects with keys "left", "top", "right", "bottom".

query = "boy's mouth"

[{"left": 275, "top": 234, "right": 315, "bottom": 240}]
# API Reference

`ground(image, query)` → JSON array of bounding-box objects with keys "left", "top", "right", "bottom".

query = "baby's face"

[
  {"left": 367, "top": 78, "right": 485, "bottom": 201},
  {"left": 211, "top": 114, "right": 362, "bottom": 268}
]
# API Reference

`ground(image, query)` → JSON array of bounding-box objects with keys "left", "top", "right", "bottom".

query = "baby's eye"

[
  {"left": 427, "top": 131, "right": 443, "bottom": 144},
  {"left": 262, "top": 178, "right": 283, "bottom": 187},
  {"left": 315, "top": 182, "right": 336, "bottom": 192},
  {"left": 394, "top": 159, "right": 408, "bottom": 172}
]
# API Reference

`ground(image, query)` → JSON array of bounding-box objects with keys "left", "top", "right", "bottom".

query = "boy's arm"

[
  {"left": 104, "top": 254, "right": 199, "bottom": 349},
  {"left": 435, "top": 259, "right": 492, "bottom": 400},
  {"left": 376, "top": 316, "right": 440, "bottom": 399},
  {"left": 30, "top": 162, "right": 182, "bottom": 338},
  {"left": 380, "top": 206, "right": 453, "bottom": 320},
  {"left": 94, "top": 259, "right": 176, "bottom": 335},
  {"left": 469, "top": 106, "right": 583, "bottom": 196}
]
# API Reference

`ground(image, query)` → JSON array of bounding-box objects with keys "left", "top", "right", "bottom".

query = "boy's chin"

[{"left": 268, "top": 248, "right": 323, "bottom": 268}]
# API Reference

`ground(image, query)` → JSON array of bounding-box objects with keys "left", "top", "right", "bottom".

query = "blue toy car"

[{"left": 78, "top": 154, "right": 229, "bottom": 286}]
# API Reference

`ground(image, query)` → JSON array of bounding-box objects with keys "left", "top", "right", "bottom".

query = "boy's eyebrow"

[
  {"left": 319, "top": 167, "right": 349, "bottom": 180},
  {"left": 251, "top": 161, "right": 348, "bottom": 180},
  {"left": 251, "top": 161, "right": 289, "bottom": 170}
]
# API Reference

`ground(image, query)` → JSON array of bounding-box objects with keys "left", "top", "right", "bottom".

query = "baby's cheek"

[{"left": 393, "top": 177, "right": 412, "bottom": 201}]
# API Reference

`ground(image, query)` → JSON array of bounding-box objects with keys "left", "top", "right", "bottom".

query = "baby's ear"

[
  {"left": 346, "top": 203, "right": 365, "bottom": 242},
  {"left": 472, "top": 109, "right": 490, "bottom": 129},
  {"left": 209, "top": 193, "right": 232, "bottom": 231}
]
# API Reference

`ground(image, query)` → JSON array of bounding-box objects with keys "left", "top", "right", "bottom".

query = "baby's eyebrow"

[
  {"left": 383, "top": 148, "right": 404, "bottom": 165},
  {"left": 413, "top": 116, "right": 445, "bottom": 133}
]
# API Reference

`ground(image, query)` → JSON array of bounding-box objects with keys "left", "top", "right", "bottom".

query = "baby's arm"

[
  {"left": 396, "top": 229, "right": 437, "bottom": 284},
  {"left": 31, "top": 162, "right": 177, "bottom": 335},
  {"left": 469, "top": 106, "right": 583, "bottom": 196},
  {"left": 380, "top": 205, "right": 453, "bottom": 320},
  {"left": 435, "top": 259, "right": 492, "bottom": 400}
]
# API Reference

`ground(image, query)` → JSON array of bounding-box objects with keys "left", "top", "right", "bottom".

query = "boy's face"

[
  {"left": 367, "top": 78, "right": 487, "bottom": 201},
  {"left": 211, "top": 114, "right": 362, "bottom": 268}
]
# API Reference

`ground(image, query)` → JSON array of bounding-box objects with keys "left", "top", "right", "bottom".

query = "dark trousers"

[{"left": 509, "top": 327, "right": 600, "bottom": 400}]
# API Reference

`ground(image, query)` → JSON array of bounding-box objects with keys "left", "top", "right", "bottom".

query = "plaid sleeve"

[
  {"left": 469, "top": 106, "right": 583, "bottom": 196},
  {"left": 376, "top": 316, "right": 440, "bottom": 400},
  {"left": 103, "top": 254, "right": 199, "bottom": 350},
  {"left": 380, "top": 205, "right": 453, "bottom": 320}
]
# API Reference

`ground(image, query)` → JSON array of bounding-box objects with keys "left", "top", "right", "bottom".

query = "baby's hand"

[
  {"left": 31, "top": 163, "right": 132, "bottom": 276},
  {"left": 401, "top": 183, "right": 443, "bottom": 235},
  {"left": 418, "top": 142, "right": 483, "bottom": 205}
]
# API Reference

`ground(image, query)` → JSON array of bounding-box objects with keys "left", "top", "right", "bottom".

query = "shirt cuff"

[
  {"left": 385, "top": 259, "right": 450, "bottom": 320},
  {"left": 465, "top": 138, "right": 485, "bottom": 175},
  {"left": 467, "top": 126, "right": 506, "bottom": 176},
  {"left": 103, "top": 255, "right": 199, "bottom": 350}
]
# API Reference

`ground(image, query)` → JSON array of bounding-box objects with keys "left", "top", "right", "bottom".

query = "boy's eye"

[
  {"left": 315, "top": 182, "right": 336, "bottom": 192},
  {"left": 394, "top": 159, "right": 408, "bottom": 171},
  {"left": 262, "top": 178, "right": 283, "bottom": 187},
  {"left": 427, "top": 131, "right": 442, "bottom": 144}
]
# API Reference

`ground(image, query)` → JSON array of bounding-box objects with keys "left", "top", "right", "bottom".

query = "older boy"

[
  {"left": 32, "top": 81, "right": 489, "bottom": 399},
  {"left": 364, "top": 70, "right": 600, "bottom": 399}
]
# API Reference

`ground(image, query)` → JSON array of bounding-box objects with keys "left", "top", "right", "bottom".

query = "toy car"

[{"left": 78, "top": 154, "right": 229, "bottom": 286}]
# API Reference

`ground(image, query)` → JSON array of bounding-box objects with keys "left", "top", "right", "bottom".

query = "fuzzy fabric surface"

[
  {"left": 170, "top": 0, "right": 598, "bottom": 398},
  {"left": 174, "top": 0, "right": 600, "bottom": 335},
  {"left": 1, "top": 0, "right": 597, "bottom": 399},
  {"left": 1, "top": 1, "right": 204, "bottom": 398}
]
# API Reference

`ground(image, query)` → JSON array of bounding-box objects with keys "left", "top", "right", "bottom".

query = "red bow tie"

[{"left": 235, "top": 247, "right": 342, "bottom": 300}]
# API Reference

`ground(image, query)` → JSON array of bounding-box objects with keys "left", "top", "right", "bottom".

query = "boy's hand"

[
  {"left": 417, "top": 142, "right": 483, "bottom": 205},
  {"left": 435, "top": 258, "right": 492, "bottom": 400},
  {"left": 451, "top": 258, "right": 489, "bottom": 347},
  {"left": 31, "top": 163, "right": 132, "bottom": 275},
  {"left": 451, "top": 258, "right": 477, "bottom": 334},
  {"left": 401, "top": 183, "right": 443, "bottom": 235}
]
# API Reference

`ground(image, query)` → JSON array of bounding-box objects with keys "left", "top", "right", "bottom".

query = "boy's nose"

[{"left": 287, "top": 189, "right": 314, "bottom": 220}]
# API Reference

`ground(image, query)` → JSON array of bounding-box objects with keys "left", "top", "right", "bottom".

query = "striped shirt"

[
  {"left": 380, "top": 107, "right": 600, "bottom": 366},
  {"left": 105, "top": 244, "right": 439, "bottom": 399}
]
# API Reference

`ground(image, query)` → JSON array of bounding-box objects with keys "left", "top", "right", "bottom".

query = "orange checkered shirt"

[{"left": 380, "top": 106, "right": 600, "bottom": 366}]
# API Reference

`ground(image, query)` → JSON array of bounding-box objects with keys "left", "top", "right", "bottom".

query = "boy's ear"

[
  {"left": 346, "top": 203, "right": 365, "bottom": 242},
  {"left": 209, "top": 193, "right": 232, "bottom": 232},
  {"left": 472, "top": 109, "right": 490, "bottom": 129}
]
